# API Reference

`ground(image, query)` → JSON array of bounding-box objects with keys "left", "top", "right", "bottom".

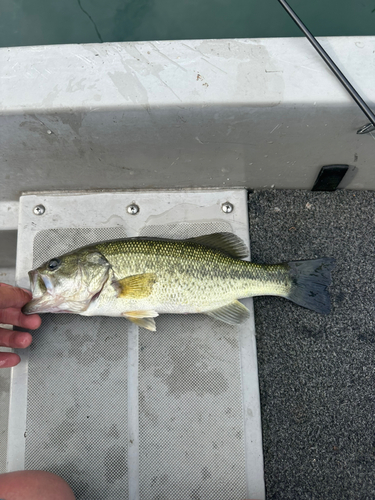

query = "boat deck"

[
  {"left": 1, "top": 188, "right": 374, "bottom": 498},
  {"left": 250, "top": 189, "right": 375, "bottom": 499}
]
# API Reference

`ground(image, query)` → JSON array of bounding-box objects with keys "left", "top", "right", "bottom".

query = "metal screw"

[
  {"left": 221, "top": 202, "right": 233, "bottom": 214},
  {"left": 33, "top": 205, "right": 45, "bottom": 216},
  {"left": 127, "top": 204, "right": 139, "bottom": 215}
]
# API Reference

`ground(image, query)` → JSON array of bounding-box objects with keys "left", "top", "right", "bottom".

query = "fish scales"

[{"left": 94, "top": 239, "right": 291, "bottom": 314}]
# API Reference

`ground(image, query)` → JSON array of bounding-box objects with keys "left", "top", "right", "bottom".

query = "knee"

[{"left": 0, "top": 470, "right": 75, "bottom": 500}]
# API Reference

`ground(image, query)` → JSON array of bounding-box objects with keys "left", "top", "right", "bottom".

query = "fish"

[{"left": 22, "top": 233, "right": 335, "bottom": 331}]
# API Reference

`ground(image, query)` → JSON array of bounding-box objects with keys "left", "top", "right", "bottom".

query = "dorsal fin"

[{"left": 186, "top": 232, "right": 249, "bottom": 259}]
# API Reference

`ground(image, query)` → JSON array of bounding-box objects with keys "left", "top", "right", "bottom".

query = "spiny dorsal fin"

[
  {"left": 122, "top": 310, "right": 159, "bottom": 331},
  {"left": 205, "top": 300, "right": 250, "bottom": 325},
  {"left": 113, "top": 273, "right": 157, "bottom": 299},
  {"left": 186, "top": 232, "right": 249, "bottom": 259}
]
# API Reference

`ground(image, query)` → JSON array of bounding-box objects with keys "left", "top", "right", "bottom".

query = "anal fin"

[{"left": 205, "top": 300, "right": 250, "bottom": 325}]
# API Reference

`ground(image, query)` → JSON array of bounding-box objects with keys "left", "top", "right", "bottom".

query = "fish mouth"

[
  {"left": 29, "top": 270, "right": 39, "bottom": 294},
  {"left": 28, "top": 270, "right": 47, "bottom": 297},
  {"left": 22, "top": 270, "right": 61, "bottom": 315},
  {"left": 22, "top": 295, "right": 64, "bottom": 315}
]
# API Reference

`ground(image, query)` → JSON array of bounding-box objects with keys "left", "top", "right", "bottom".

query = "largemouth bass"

[{"left": 23, "top": 233, "right": 334, "bottom": 331}]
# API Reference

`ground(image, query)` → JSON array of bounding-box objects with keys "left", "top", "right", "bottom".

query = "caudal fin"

[{"left": 286, "top": 258, "right": 335, "bottom": 314}]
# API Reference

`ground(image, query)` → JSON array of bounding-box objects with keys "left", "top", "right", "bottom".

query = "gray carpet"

[{"left": 248, "top": 190, "right": 375, "bottom": 500}]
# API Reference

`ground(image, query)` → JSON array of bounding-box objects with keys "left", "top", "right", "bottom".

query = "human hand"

[{"left": 0, "top": 283, "right": 41, "bottom": 368}]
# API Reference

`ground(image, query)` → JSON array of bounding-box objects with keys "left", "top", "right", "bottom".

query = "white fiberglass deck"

[{"left": 7, "top": 189, "right": 265, "bottom": 500}]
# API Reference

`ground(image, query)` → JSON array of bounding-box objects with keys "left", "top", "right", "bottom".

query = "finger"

[
  {"left": 0, "top": 283, "right": 30, "bottom": 294},
  {"left": 0, "top": 308, "right": 41, "bottom": 330},
  {"left": 0, "top": 352, "right": 21, "bottom": 368},
  {"left": 0, "top": 329, "right": 32, "bottom": 349},
  {"left": 0, "top": 285, "right": 32, "bottom": 310}
]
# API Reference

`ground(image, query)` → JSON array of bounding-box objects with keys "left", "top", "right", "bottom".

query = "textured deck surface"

[{"left": 249, "top": 190, "right": 375, "bottom": 500}]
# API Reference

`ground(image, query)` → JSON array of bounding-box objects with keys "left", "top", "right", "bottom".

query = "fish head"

[{"left": 23, "top": 249, "right": 111, "bottom": 315}]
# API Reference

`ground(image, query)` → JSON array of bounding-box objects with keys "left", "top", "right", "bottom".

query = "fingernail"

[{"left": 15, "top": 332, "right": 32, "bottom": 348}]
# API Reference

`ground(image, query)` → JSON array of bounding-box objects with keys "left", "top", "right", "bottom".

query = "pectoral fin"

[
  {"left": 113, "top": 273, "right": 157, "bottom": 299},
  {"left": 122, "top": 310, "right": 159, "bottom": 331},
  {"left": 205, "top": 300, "right": 250, "bottom": 325}
]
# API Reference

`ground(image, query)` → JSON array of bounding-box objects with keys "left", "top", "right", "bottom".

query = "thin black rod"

[{"left": 278, "top": 0, "right": 375, "bottom": 129}]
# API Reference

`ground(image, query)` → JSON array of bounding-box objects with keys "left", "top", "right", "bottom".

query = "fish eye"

[{"left": 48, "top": 258, "right": 61, "bottom": 271}]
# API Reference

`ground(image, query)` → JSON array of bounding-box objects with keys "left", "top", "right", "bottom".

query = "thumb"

[{"left": 0, "top": 284, "right": 32, "bottom": 310}]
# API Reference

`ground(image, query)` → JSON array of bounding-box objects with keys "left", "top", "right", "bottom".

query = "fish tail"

[{"left": 286, "top": 258, "right": 335, "bottom": 314}]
